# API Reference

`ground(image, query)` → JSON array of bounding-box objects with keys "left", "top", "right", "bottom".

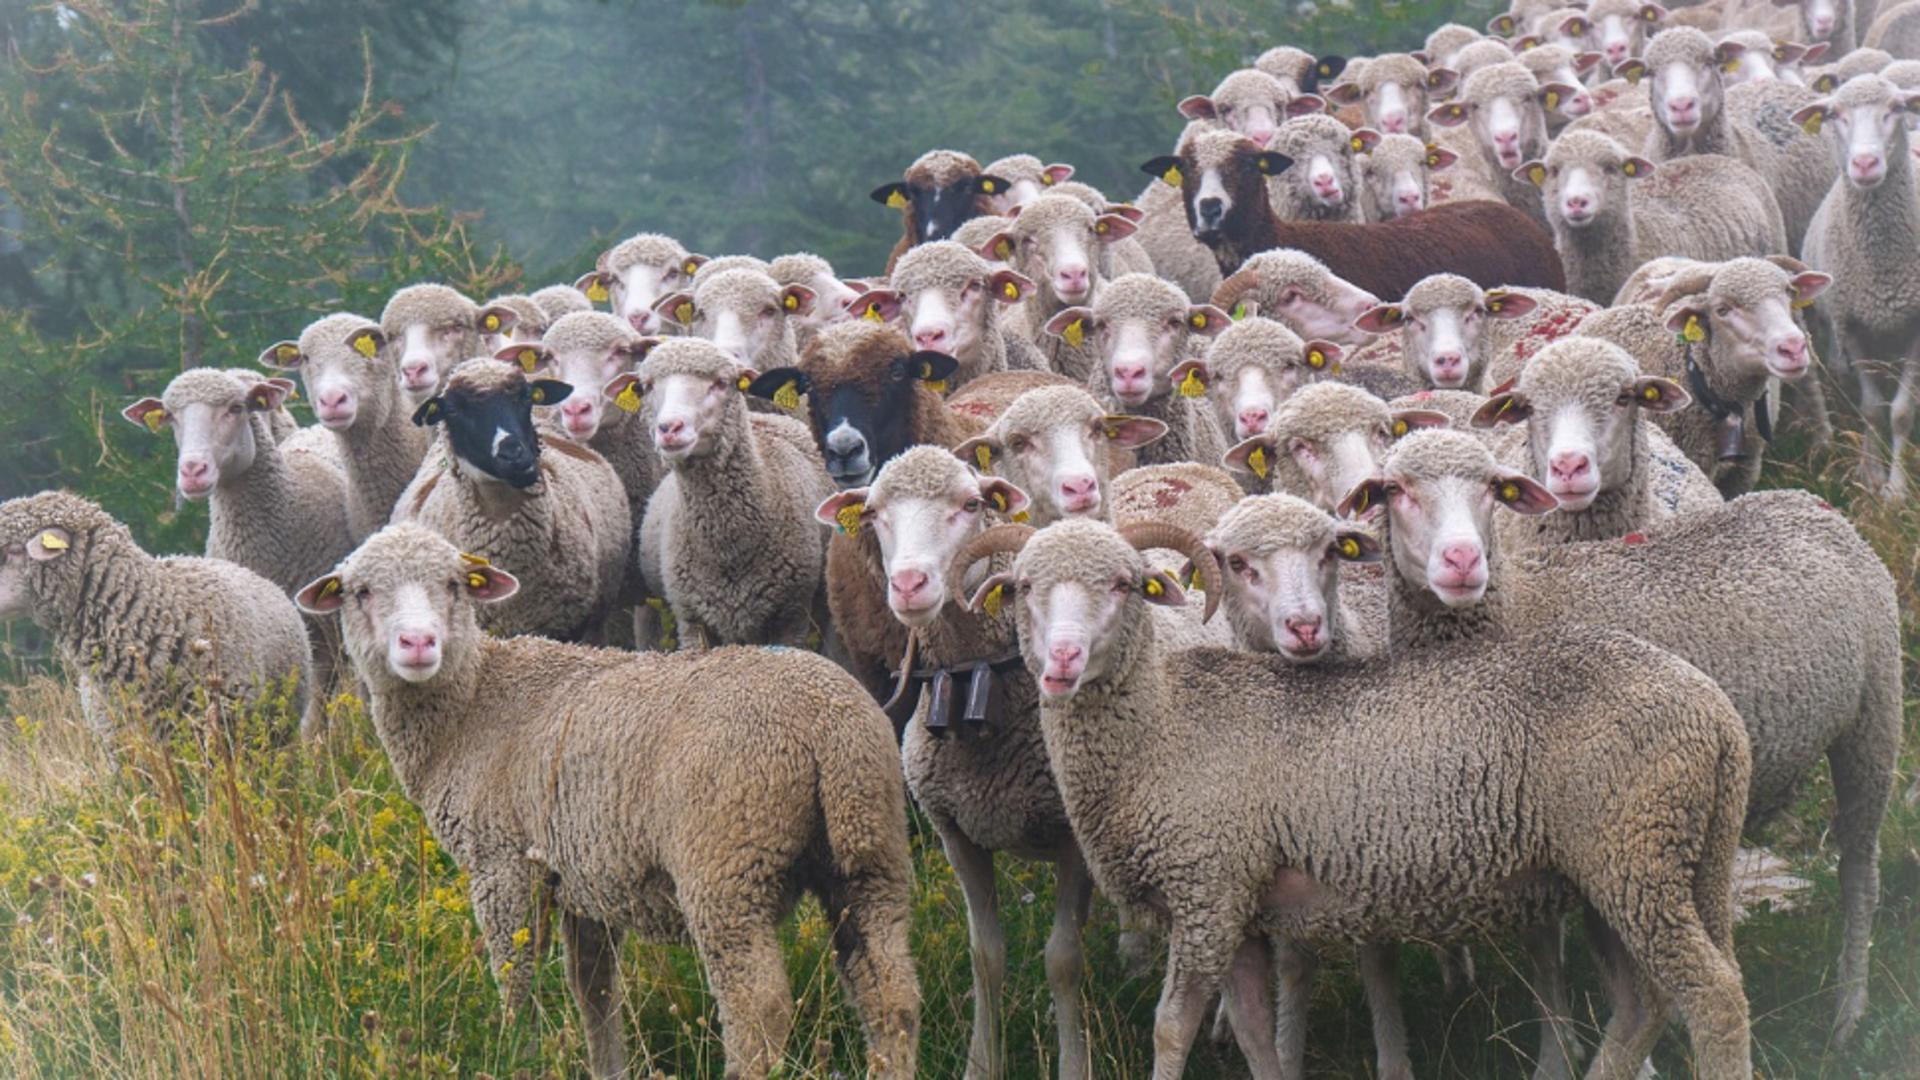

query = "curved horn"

[
  {"left": 1650, "top": 266, "right": 1718, "bottom": 314},
  {"left": 1116, "top": 522, "right": 1221, "bottom": 623},
  {"left": 947, "top": 523, "right": 1037, "bottom": 606}
]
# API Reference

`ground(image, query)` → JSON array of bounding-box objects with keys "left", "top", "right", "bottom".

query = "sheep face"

[
  {"left": 1356, "top": 277, "right": 1537, "bottom": 389},
  {"left": 123, "top": 370, "right": 289, "bottom": 499},
  {"left": 1592, "top": 3, "right": 1665, "bottom": 71},
  {"left": 1219, "top": 255, "right": 1383, "bottom": 349},
  {"left": 1519, "top": 47, "right": 1596, "bottom": 118},
  {"left": 1796, "top": 77, "right": 1920, "bottom": 189},
  {"left": 1324, "top": 55, "right": 1453, "bottom": 137},
  {"left": 1659, "top": 259, "right": 1832, "bottom": 382},
  {"left": 1056, "top": 275, "right": 1226, "bottom": 408},
  {"left": 0, "top": 492, "right": 113, "bottom": 624},
  {"left": 1645, "top": 32, "right": 1729, "bottom": 138},
  {"left": 955, "top": 388, "right": 1165, "bottom": 525},
  {"left": 1205, "top": 494, "right": 1378, "bottom": 661},
  {"left": 477, "top": 303, "right": 542, "bottom": 357},
  {"left": 660, "top": 269, "right": 813, "bottom": 370},
  {"left": 818, "top": 447, "right": 1028, "bottom": 627},
  {"left": 885, "top": 241, "right": 1031, "bottom": 357},
  {"left": 1181, "top": 318, "right": 1341, "bottom": 441},
  {"left": 414, "top": 362, "right": 572, "bottom": 490},
  {"left": 985, "top": 195, "right": 1135, "bottom": 307},
  {"left": 0, "top": 522, "right": 72, "bottom": 620},
  {"left": 749, "top": 336, "right": 956, "bottom": 488},
  {"left": 1785, "top": 0, "right": 1844, "bottom": 45},
  {"left": 1437, "top": 70, "right": 1552, "bottom": 171},
  {"left": 1228, "top": 382, "right": 1447, "bottom": 511},
  {"left": 1276, "top": 116, "right": 1370, "bottom": 216},
  {"left": 1179, "top": 69, "right": 1322, "bottom": 149},
  {"left": 1529, "top": 133, "right": 1654, "bottom": 228},
  {"left": 609, "top": 258, "right": 697, "bottom": 335},
  {"left": 1140, "top": 132, "right": 1292, "bottom": 245},
  {"left": 297, "top": 524, "right": 518, "bottom": 686},
  {"left": 1339, "top": 430, "right": 1555, "bottom": 606},
  {"left": 980, "top": 156, "right": 1077, "bottom": 214},
  {"left": 1359, "top": 134, "right": 1453, "bottom": 219},
  {"left": 262, "top": 323, "right": 393, "bottom": 432},
  {"left": 505, "top": 314, "right": 653, "bottom": 442},
  {"left": 381, "top": 285, "right": 482, "bottom": 408},
  {"left": 871, "top": 174, "right": 1006, "bottom": 246}
]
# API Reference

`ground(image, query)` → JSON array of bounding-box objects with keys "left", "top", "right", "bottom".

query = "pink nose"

[
  {"left": 1312, "top": 174, "right": 1341, "bottom": 195},
  {"left": 1667, "top": 97, "right": 1696, "bottom": 120},
  {"left": 397, "top": 630, "right": 437, "bottom": 663},
  {"left": 1112, "top": 364, "right": 1149, "bottom": 390},
  {"left": 1058, "top": 267, "right": 1090, "bottom": 293},
  {"left": 1440, "top": 543, "right": 1482, "bottom": 576},
  {"left": 1249, "top": 129, "right": 1275, "bottom": 148},
  {"left": 1431, "top": 352, "right": 1465, "bottom": 378},
  {"left": 1776, "top": 336, "right": 1809, "bottom": 367},
  {"left": 914, "top": 327, "right": 949, "bottom": 350},
  {"left": 1283, "top": 615, "right": 1322, "bottom": 650},
  {"left": 1048, "top": 642, "right": 1082, "bottom": 666},
  {"left": 1380, "top": 113, "right": 1407, "bottom": 134},
  {"left": 1813, "top": 14, "right": 1834, "bottom": 33},
  {"left": 627, "top": 311, "right": 655, "bottom": 332},
  {"left": 562, "top": 398, "right": 593, "bottom": 417},
  {"left": 890, "top": 568, "right": 929, "bottom": 601},
  {"left": 319, "top": 390, "right": 349, "bottom": 411},
  {"left": 179, "top": 460, "right": 209, "bottom": 482},
  {"left": 1565, "top": 195, "right": 1591, "bottom": 215},
  {"left": 402, "top": 361, "right": 432, "bottom": 385},
  {"left": 1550, "top": 451, "right": 1592, "bottom": 483},
  {"left": 1237, "top": 407, "right": 1269, "bottom": 434},
  {"left": 1060, "top": 476, "right": 1097, "bottom": 507},
  {"left": 656, "top": 418, "right": 687, "bottom": 441},
  {"left": 1494, "top": 130, "right": 1519, "bottom": 148},
  {"left": 1606, "top": 42, "right": 1627, "bottom": 62},
  {"left": 1852, "top": 153, "right": 1883, "bottom": 176},
  {"left": 1396, "top": 190, "right": 1423, "bottom": 211}
]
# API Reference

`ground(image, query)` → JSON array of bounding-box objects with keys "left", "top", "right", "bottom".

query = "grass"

[{"left": 1, "top": 433, "right": 1917, "bottom": 1078}]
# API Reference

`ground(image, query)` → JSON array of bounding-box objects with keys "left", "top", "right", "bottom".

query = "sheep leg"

[
  {"left": 686, "top": 909, "right": 793, "bottom": 1080},
  {"left": 941, "top": 827, "right": 1007, "bottom": 1080},
  {"left": 1885, "top": 348, "right": 1920, "bottom": 500},
  {"left": 561, "top": 910, "right": 628, "bottom": 1080},
  {"left": 1117, "top": 907, "right": 1158, "bottom": 979},
  {"left": 470, "top": 861, "right": 538, "bottom": 1015},
  {"left": 1436, "top": 942, "right": 1475, "bottom": 997},
  {"left": 819, "top": 869, "right": 921, "bottom": 1080},
  {"left": 1789, "top": 374, "right": 1834, "bottom": 447},
  {"left": 1047, "top": 849, "right": 1095, "bottom": 1080},
  {"left": 1523, "top": 920, "right": 1582, "bottom": 1080},
  {"left": 1357, "top": 943, "right": 1413, "bottom": 1080},
  {"left": 1588, "top": 889, "right": 1749, "bottom": 1080},
  {"left": 1827, "top": 732, "right": 1894, "bottom": 1045},
  {"left": 1271, "top": 937, "right": 1318, "bottom": 1080},
  {"left": 1151, "top": 924, "right": 1230, "bottom": 1080},
  {"left": 1221, "top": 934, "right": 1287, "bottom": 1080},
  {"left": 1579, "top": 908, "right": 1664, "bottom": 1080}
]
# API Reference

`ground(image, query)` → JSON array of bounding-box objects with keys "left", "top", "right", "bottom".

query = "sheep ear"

[
  {"left": 1140, "top": 569, "right": 1187, "bottom": 609},
  {"left": 1492, "top": 474, "right": 1559, "bottom": 514},
  {"left": 465, "top": 564, "right": 520, "bottom": 602},
  {"left": 1798, "top": 41, "right": 1829, "bottom": 65},
  {"left": 1323, "top": 82, "right": 1363, "bottom": 106},
  {"left": 779, "top": 284, "right": 816, "bottom": 317},
  {"left": 1617, "top": 59, "right": 1647, "bottom": 85},
  {"left": 954, "top": 436, "right": 1002, "bottom": 474},
  {"left": 476, "top": 305, "right": 518, "bottom": 336},
  {"left": 978, "top": 230, "right": 1019, "bottom": 263},
  {"left": 1714, "top": 40, "right": 1746, "bottom": 73},
  {"left": 1574, "top": 51, "right": 1604, "bottom": 74},
  {"left": 748, "top": 368, "right": 810, "bottom": 410},
  {"left": 1043, "top": 307, "right": 1095, "bottom": 345},
  {"left": 1223, "top": 434, "right": 1277, "bottom": 479},
  {"left": 681, "top": 253, "right": 710, "bottom": 277},
  {"left": 1515, "top": 160, "right": 1549, "bottom": 188},
  {"left": 966, "top": 572, "right": 1016, "bottom": 617},
  {"left": 345, "top": 327, "right": 385, "bottom": 359},
  {"left": 855, "top": 288, "right": 905, "bottom": 322},
  {"left": 1560, "top": 15, "right": 1589, "bottom": 38},
  {"left": 1140, "top": 155, "right": 1186, "bottom": 188},
  {"left": 1312, "top": 54, "right": 1348, "bottom": 84},
  {"left": 412, "top": 397, "right": 447, "bottom": 427},
  {"left": 1538, "top": 82, "right": 1579, "bottom": 113},
  {"left": 908, "top": 350, "right": 959, "bottom": 387},
  {"left": 988, "top": 271, "right": 1035, "bottom": 306},
  {"left": 1102, "top": 415, "right": 1168, "bottom": 448},
  {"left": 496, "top": 343, "right": 552, "bottom": 374},
  {"left": 1424, "top": 144, "right": 1459, "bottom": 170},
  {"left": 1390, "top": 409, "right": 1453, "bottom": 436},
  {"left": 295, "top": 574, "right": 344, "bottom": 615},
  {"left": 1514, "top": 34, "right": 1542, "bottom": 52},
  {"left": 1185, "top": 305, "right": 1231, "bottom": 338},
  {"left": 573, "top": 270, "right": 613, "bottom": 303},
  {"left": 870, "top": 181, "right": 912, "bottom": 210},
  {"left": 1301, "top": 340, "right": 1343, "bottom": 373},
  {"left": 1092, "top": 214, "right": 1137, "bottom": 242},
  {"left": 1425, "top": 68, "right": 1460, "bottom": 95},
  {"left": 1168, "top": 359, "right": 1212, "bottom": 399},
  {"left": 1102, "top": 202, "right": 1145, "bottom": 223},
  {"left": 1620, "top": 376, "right": 1691, "bottom": 413},
  {"left": 815, "top": 488, "right": 870, "bottom": 530},
  {"left": 1286, "top": 94, "right": 1328, "bottom": 116},
  {"left": 245, "top": 380, "right": 290, "bottom": 412},
  {"left": 1354, "top": 303, "right": 1407, "bottom": 334},
  {"left": 1482, "top": 289, "right": 1537, "bottom": 319},
  {"left": 611, "top": 337, "right": 662, "bottom": 365},
  {"left": 1177, "top": 94, "right": 1218, "bottom": 120},
  {"left": 1348, "top": 128, "right": 1383, "bottom": 154},
  {"left": 527, "top": 379, "right": 573, "bottom": 407},
  {"left": 978, "top": 476, "right": 1031, "bottom": 518},
  {"left": 1334, "top": 528, "right": 1383, "bottom": 563},
  {"left": 973, "top": 174, "right": 1011, "bottom": 197},
  {"left": 1791, "top": 102, "right": 1830, "bottom": 134},
  {"left": 1638, "top": 3, "right": 1667, "bottom": 24},
  {"left": 654, "top": 292, "right": 697, "bottom": 327},
  {"left": 1621, "top": 156, "right": 1655, "bottom": 179},
  {"left": 1789, "top": 271, "right": 1832, "bottom": 304},
  {"left": 1665, "top": 304, "right": 1710, "bottom": 341},
  {"left": 122, "top": 398, "right": 169, "bottom": 434},
  {"left": 1335, "top": 477, "right": 1389, "bottom": 518},
  {"left": 258, "top": 340, "right": 304, "bottom": 370},
  {"left": 1251, "top": 152, "right": 1293, "bottom": 176},
  {"left": 1428, "top": 101, "right": 1473, "bottom": 127},
  {"left": 603, "top": 373, "right": 645, "bottom": 414},
  {"left": 1042, "top": 163, "right": 1075, "bottom": 185},
  {"left": 1471, "top": 392, "right": 1532, "bottom": 428},
  {"left": 1487, "top": 12, "right": 1516, "bottom": 36}
]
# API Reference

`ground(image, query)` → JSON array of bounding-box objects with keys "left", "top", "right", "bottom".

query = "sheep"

[
  {"left": 1721, "top": 0, "right": 1856, "bottom": 55},
  {"left": 1797, "top": 73, "right": 1920, "bottom": 497},
  {"left": 1132, "top": 123, "right": 1227, "bottom": 302},
  {"left": 1156, "top": 313, "right": 1342, "bottom": 447},
  {"left": 1140, "top": 128, "right": 1565, "bottom": 297},
  {"left": 1518, "top": 44, "right": 1603, "bottom": 133},
  {"left": 394, "top": 359, "right": 630, "bottom": 643},
  {"left": 1356, "top": 132, "right": 1460, "bottom": 220},
  {"left": 952, "top": 385, "right": 1166, "bottom": 527},
  {"left": 1586, "top": 0, "right": 1672, "bottom": 74},
  {"left": 1520, "top": 128, "right": 1788, "bottom": 304},
  {"left": 1633, "top": 27, "right": 1838, "bottom": 251},
  {"left": 1423, "top": 23, "right": 1486, "bottom": 69},
  {"left": 979, "top": 153, "right": 1077, "bottom": 215},
  {"left": 257, "top": 314, "right": 432, "bottom": 542},
  {"left": 1040, "top": 180, "right": 1160, "bottom": 279},
  {"left": 1864, "top": 0, "right": 1920, "bottom": 57},
  {"left": 1468, "top": 336, "right": 1726, "bottom": 550},
  {"left": 1348, "top": 429, "right": 1900, "bottom": 1046},
  {"left": 1323, "top": 52, "right": 1460, "bottom": 138},
  {"left": 293, "top": 523, "right": 918, "bottom": 1080},
  {"left": 1803, "top": 43, "right": 1893, "bottom": 91},
  {"left": 1715, "top": 29, "right": 1810, "bottom": 85},
  {"left": 976, "top": 194, "right": 1137, "bottom": 382},
  {"left": 1225, "top": 380, "right": 1451, "bottom": 508},
  {"left": 1255, "top": 46, "right": 1350, "bottom": 94},
  {"left": 0, "top": 490, "right": 314, "bottom": 740},
  {"left": 380, "top": 283, "right": 484, "bottom": 407},
  {"left": 1041, "top": 273, "right": 1230, "bottom": 467},
  {"left": 1488, "top": 0, "right": 1572, "bottom": 39},
  {"left": 1426, "top": 61, "right": 1562, "bottom": 227},
  {"left": 529, "top": 283, "right": 594, "bottom": 322},
  {"left": 769, "top": 251, "right": 867, "bottom": 346},
  {"left": 1268, "top": 115, "right": 1371, "bottom": 222},
  {"left": 1449, "top": 36, "right": 1520, "bottom": 78},
  {"left": 1352, "top": 273, "right": 1545, "bottom": 391},
  {"left": 476, "top": 294, "right": 550, "bottom": 356},
  {"left": 504, "top": 311, "right": 657, "bottom": 529},
  {"left": 948, "top": 516, "right": 1754, "bottom": 1080},
  {"left": 811, "top": 446, "right": 1093, "bottom": 1078},
  {"left": 576, "top": 232, "right": 708, "bottom": 336},
  {"left": 1574, "top": 255, "right": 1832, "bottom": 494},
  {"left": 856, "top": 241, "right": 1039, "bottom": 389},
  {"left": 871, "top": 149, "right": 1005, "bottom": 273},
  {"left": 1200, "top": 491, "right": 1386, "bottom": 660},
  {"left": 652, "top": 266, "right": 815, "bottom": 376},
  {"left": 1209, "top": 249, "right": 1384, "bottom": 355},
  {"left": 1177, "top": 68, "right": 1327, "bottom": 149},
  {"left": 635, "top": 338, "right": 834, "bottom": 647}
]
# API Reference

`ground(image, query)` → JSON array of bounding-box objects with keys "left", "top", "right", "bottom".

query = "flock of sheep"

[{"left": 1, "top": 0, "right": 1916, "bottom": 1075}]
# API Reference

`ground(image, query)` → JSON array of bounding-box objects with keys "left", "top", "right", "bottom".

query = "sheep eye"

[
  {"left": 353, "top": 586, "right": 372, "bottom": 603},
  {"left": 961, "top": 497, "right": 983, "bottom": 513},
  {"left": 1227, "top": 554, "right": 1247, "bottom": 573},
  {"left": 228, "top": 403, "right": 245, "bottom": 414},
  {"left": 1715, "top": 305, "right": 1732, "bottom": 318},
  {"left": 1009, "top": 435, "right": 1031, "bottom": 452}
]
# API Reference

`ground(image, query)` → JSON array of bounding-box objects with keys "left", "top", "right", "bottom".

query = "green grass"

[{"left": 1, "top": 434, "right": 1917, "bottom": 1078}]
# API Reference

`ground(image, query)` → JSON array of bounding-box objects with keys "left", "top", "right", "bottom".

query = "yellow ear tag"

[
  {"left": 980, "top": 179, "right": 996, "bottom": 193},
  {"left": 585, "top": 279, "right": 609, "bottom": 302},
  {"left": 1625, "top": 67, "right": 1643, "bottom": 86},
  {"left": 783, "top": 293, "right": 798, "bottom": 311},
  {"left": 1527, "top": 164, "right": 1547, "bottom": 186},
  {"left": 994, "top": 238, "right": 1012, "bottom": 260},
  {"left": 736, "top": 375, "right": 752, "bottom": 392},
  {"left": 1722, "top": 59, "right": 1741, "bottom": 74},
  {"left": 1571, "top": 19, "right": 1586, "bottom": 34},
  {"left": 274, "top": 343, "right": 300, "bottom": 364},
  {"left": 458, "top": 551, "right": 491, "bottom": 567},
  {"left": 926, "top": 378, "right": 948, "bottom": 393},
  {"left": 1815, "top": 76, "right": 1835, "bottom": 93},
  {"left": 484, "top": 313, "right": 501, "bottom": 332},
  {"left": 36, "top": 530, "right": 68, "bottom": 552},
  {"left": 1428, "top": 153, "right": 1442, "bottom": 167},
  {"left": 1189, "top": 312, "right": 1208, "bottom": 330},
  {"left": 1393, "top": 418, "right": 1409, "bottom": 437},
  {"left": 773, "top": 380, "right": 801, "bottom": 410},
  {"left": 1339, "top": 537, "right": 1361, "bottom": 559},
  {"left": 1162, "top": 165, "right": 1183, "bottom": 187},
  {"left": 1624, "top": 159, "right": 1640, "bottom": 176},
  {"left": 1642, "top": 384, "right": 1662, "bottom": 402},
  {"left": 886, "top": 190, "right": 909, "bottom": 210},
  {"left": 974, "top": 444, "right": 994, "bottom": 472},
  {"left": 1545, "top": 90, "right": 1560, "bottom": 110},
  {"left": 1247, "top": 445, "right": 1269, "bottom": 478},
  {"left": 517, "top": 348, "right": 538, "bottom": 373},
  {"left": 1499, "top": 482, "right": 1521, "bottom": 503},
  {"left": 1681, "top": 314, "right": 1705, "bottom": 343},
  {"left": 1002, "top": 281, "right": 1020, "bottom": 300},
  {"left": 1791, "top": 296, "right": 1814, "bottom": 310},
  {"left": 1095, "top": 220, "right": 1109, "bottom": 234},
  {"left": 142, "top": 409, "right": 167, "bottom": 434},
  {"left": 1178, "top": 368, "right": 1207, "bottom": 397},
  {"left": 674, "top": 302, "right": 694, "bottom": 325},
  {"left": 1041, "top": 172, "right": 1054, "bottom": 185},
  {"left": 1643, "top": 6, "right": 1657, "bottom": 19},
  {"left": 1010, "top": 510, "right": 1030, "bottom": 523},
  {"left": 835, "top": 502, "right": 865, "bottom": 536},
  {"left": 1351, "top": 135, "right": 1365, "bottom": 152},
  {"left": 614, "top": 382, "right": 642, "bottom": 413},
  {"left": 863, "top": 302, "right": 884, "bottom": 323},
  {"left": 530, "top": 386, "right": 547, "bottom": 405},
  {"left": 684, "top": 259, "right": 701, "bottom": 275},
  {"left": 1143, "top": 576, "right": 1165, "bottom": 598},
  {"left": 989, "top": 490, "right": 1008, "bottom": 512},
  {"left": 1063, "top": 319, "right": 1086, "bottom": 348},
  {"left": 317, "top": 577, "right": 341, "bottom": 599},
  {"left": 1230, "top": 301, "right": 1247, "bottom": 320},
  {"left": 1353, "top": 486, "right": 1370, "bottom": 512},
  {"left": 1800, "top": 111, "right": 1824, "bottom": 135},
  {"left": 1494, "top": 396, "right": 1515, "bottom": 419},
  {"left": 1307, "top": 349, "right": 1326, "bottom": 369},
  {"left": 351, "top": 333, "right": 378, "bottom": 358},
  {"left": 1187, "top": 567, "right": 1205, "bottom": 590},
  {"left": 981, "top": 582, "right": 1005, "bottom": 618},
  {"left": 466, "top": 572, "right": 489, "bottom": 589}
]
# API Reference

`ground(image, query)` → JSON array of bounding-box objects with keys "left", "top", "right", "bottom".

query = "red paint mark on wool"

[{"left": 1622, "top": 532, "right": 1647, "bottom": 545}]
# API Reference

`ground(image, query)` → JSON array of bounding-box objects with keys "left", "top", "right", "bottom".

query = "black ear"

[
  {"left": 747, "top": 367, "right": 811, "bottom": 401},
  {"left": 527, "top": 379, "right": 574, "bottom": 407},
  {"left": 909, "top": 350, "right": 960, "bottom": 382},
  {"left": 870, "top": 181, "right": 911, "bottom": 207},
  {"left": 1306, "top": 53, "right": 1348, "bottom": 92},
  {"left": 1252, "top": 151, "right": 1294, "bottom": 175},
  {"left": 412, "top": 397, "right": 446, "bottom": 427},
  {"left": 973, "top": 174, "right": 1012, "bottom": 197},
  {"left": 1140, "top": 155, "right": 1186, "bottom": 183}
]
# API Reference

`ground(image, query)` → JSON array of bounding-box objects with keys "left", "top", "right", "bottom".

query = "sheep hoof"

[{"left": 1832, "top": 984, "right": 1868, "bottom": 1046}]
